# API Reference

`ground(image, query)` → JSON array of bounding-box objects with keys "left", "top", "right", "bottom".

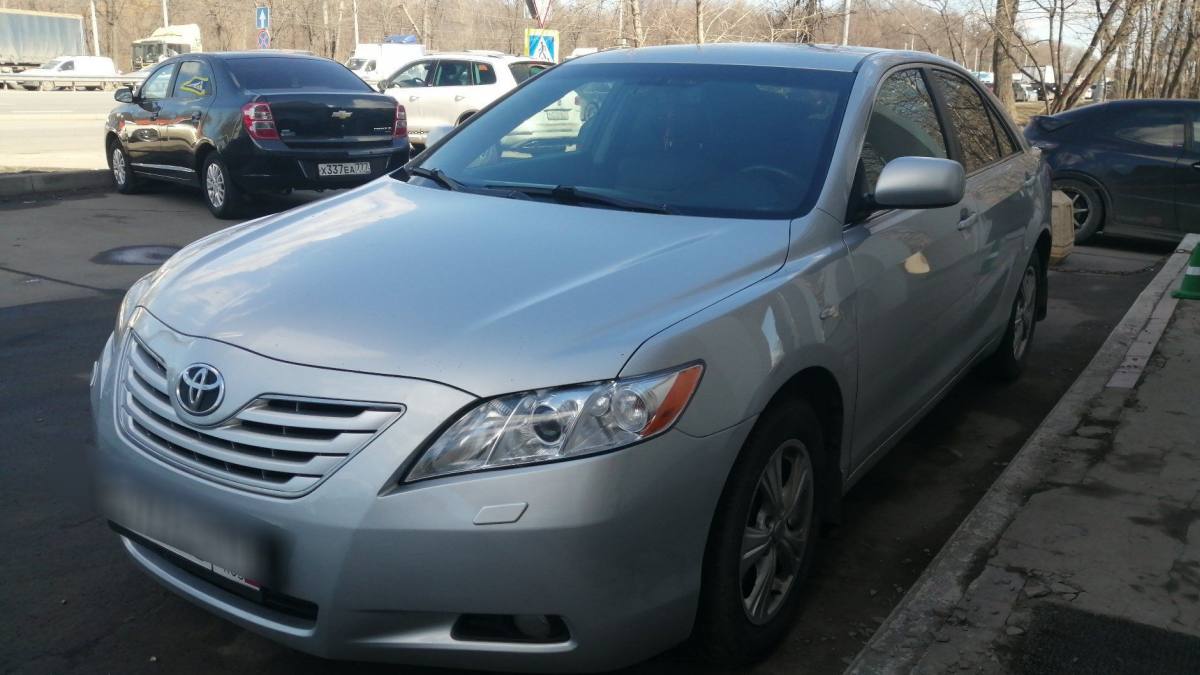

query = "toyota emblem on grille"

[
  {"left": 177, "top": 364, "right": 224, "bottom": 416},
  {"left": 331, "top": 110, "right": 353, "bottom": 120}
]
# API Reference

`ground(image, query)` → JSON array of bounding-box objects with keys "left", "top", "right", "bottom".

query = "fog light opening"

[{"left": 451, "top": 613, "right": 570, "bottom": 644}]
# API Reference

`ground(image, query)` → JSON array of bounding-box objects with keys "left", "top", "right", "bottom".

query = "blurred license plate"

[
  {"left": 545, "top": 110, "right": 569, "bottom": 121},
  {"left": 318, "top": 162, "right": 370, "bottom": 177}
]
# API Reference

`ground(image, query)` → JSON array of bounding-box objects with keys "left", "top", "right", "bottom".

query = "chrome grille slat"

[{"left": 117, "top": 336, "right": 404, "bottom": 496}]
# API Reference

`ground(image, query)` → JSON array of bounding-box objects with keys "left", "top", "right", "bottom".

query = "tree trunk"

[
  {"left": 630, "top": 0, "right": 643, "bottom": 47},
  {"left": 992, "top": 0, "right": 1018, "bottom": 117},
  {"left": 696, "top": 0, "right": 704, "bottom": 43}
]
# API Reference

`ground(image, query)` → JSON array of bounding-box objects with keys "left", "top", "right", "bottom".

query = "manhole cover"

[{"left": 91, "top": 245, "right": 180, "bottom": 265}]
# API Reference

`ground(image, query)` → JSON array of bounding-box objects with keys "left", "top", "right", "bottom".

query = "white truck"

[
  {"left": 345, "top": 42, "right": 425, "bottom": 87},
  {"left": 0, "top": 9, "right": 86, "bottom": 71},
  {"left": 131, "top": 24, "right": 202, "bottom": 71}
]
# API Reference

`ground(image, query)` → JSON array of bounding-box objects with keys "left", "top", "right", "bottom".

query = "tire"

[
  {"left": 1054, "top": 178, "right": 1103, "bottom": 244},
  {"left": 695, "top": 399, "right": 824, "bottom": 665},
  {"left": 108, "top": 142, "right": 140, "bottom": 194},
  {"left": 201, "top": 153, "right": 243, "bottom": 219},
  {"left": 984, "top": 253, "right": 1041, "bottom": 381}
]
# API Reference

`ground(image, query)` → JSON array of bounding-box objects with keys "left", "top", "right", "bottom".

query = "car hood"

[{"left": 142, "top": 179, "right": 789, "bottom": 396}]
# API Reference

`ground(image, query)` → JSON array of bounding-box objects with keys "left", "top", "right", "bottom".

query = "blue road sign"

[
  {"left": 255, "top": 6, "right": 270, "bottom": 30},
  {"left": 257, "top": 29, "right": 271, "bottom": 49}
]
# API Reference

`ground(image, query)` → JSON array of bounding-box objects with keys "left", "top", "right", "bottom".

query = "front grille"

[{"left": 117, "top": 336, "right": 403, "bottom": 496}]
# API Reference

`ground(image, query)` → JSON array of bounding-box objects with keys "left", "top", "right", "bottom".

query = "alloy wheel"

[
  {"left": 741, "top": 440, "right": 814, "bottom": 625},
  {"left": 111, "top": 148, "right": 126, "bottom": 186},
  {"left": 1060, "top": 187, "right": 1090, "bottom": 231},
  {"left": 1012, "top": 266, "right": 1038, "bottom": 360},
  {"left": 205, "top": 162, "right": 226, "bottom": 209}
]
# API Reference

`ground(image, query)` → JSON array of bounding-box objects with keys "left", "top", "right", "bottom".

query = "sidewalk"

[{"left": 851, "top": 235, "right": 1200, "bottom": 674}]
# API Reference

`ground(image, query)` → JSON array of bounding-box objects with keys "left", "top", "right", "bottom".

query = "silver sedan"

[{"left": 90, "top": 43, "right": 1050, "bottom": 672}]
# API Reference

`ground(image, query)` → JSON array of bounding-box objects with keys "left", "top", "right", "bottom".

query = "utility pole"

[
  {"left": 840, "top": 0, "right": 850, "bottom": 45},
  {"left": 352, "top": 0, "right": 360, "bottom": 44},
  {"left": 161, "top": 0, "right": 168, "bottom": 27},
  {"left": 696, "top": 0, "right": 704, "bottom": 43},
  {"left": 89, "top": 0, "right": 100, "bottom": 55}
]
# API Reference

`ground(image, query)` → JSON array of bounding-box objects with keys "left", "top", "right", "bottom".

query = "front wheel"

[
  {"left": 201, "top": 154, "right": 243, "bottom": 219},
  {"left": 109, "top": 143, "right": 140, "bottom": 194},
  {"left": 695, "top": 399, "right": 824, "bottom": 665},
  {"left": 984, "top": 254, "right": 1041, "bottom": 381}
]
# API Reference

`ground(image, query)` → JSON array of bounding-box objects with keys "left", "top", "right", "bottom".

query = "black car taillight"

[
  {"left": 242, "top": 102, "right": 279, "bottom": 140},
  {"left": 394, "top": 102, "right": 407, "bottom": 138}
]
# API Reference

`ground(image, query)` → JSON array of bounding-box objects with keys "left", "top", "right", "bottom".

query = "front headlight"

[
  {"left": 115, "top": 272, "right": 155, "bottom": 342},
  {"left": 407, "top": 363, "right": 704, "bottom": 481}
]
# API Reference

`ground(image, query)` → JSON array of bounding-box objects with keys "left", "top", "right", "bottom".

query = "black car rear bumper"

[{"left": 226, "top": 140, "right": 410, "bottom": 192}]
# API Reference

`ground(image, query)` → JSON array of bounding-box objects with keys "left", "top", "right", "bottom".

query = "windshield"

[
  {"left": 416, "top": 62, "right": 853, "bottom": 219},
  {"left": 226, "top": 57, "right": 372, "bottom": 91},
  {"left": 38, "top": 59, "right": 66, "bottom": 70},
  {"left": 346, "top": 58, "right": 369, "bottom": 70}
]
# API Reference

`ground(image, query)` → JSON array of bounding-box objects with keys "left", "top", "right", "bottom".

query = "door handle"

[
  {"left": 957, "top": 209, "right": 978, "bottom": 230},
  {"left": 1192, "top": 162, "right": 1200, "bottom": 171},
  {"left": 454, "top": 95, "right": 466, "bottom": 102},
  {"left": 188, "top": 111, "right": 202, "bottom": 124},
  {"left": 409, "top": 95, "right": 420, "bottom": 102},
  {"left": 1022, "top": 173, "right": 1037, "bottom": 187}
]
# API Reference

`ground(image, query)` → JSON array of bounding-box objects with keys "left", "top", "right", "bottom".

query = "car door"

[
  {"left": 845, "top": 68, "right": 978, "bottom": 465},
  {"left": 156, "top": 59, "right": 216, "bottom": 178},
  {"left": 1099, "top": 106, "right": 1185, "bottom": 236},
  {"left": 124, "top": 62, "right": 176, "bottom": 168},
  {"left": 424, "top": 60, "right": 475, "bottom": 125},
  {"left": 383, "top": 59, "right": 434, "bottom": 139},
  {"left": 1173, "top": 105, "right": 1200, "bottom": 234},
  {"left": 928, "top": 69, "right": 1033, "bottom": 350}
]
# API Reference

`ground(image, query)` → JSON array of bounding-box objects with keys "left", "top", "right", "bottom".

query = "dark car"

[
  {"left": 1025, "top": 99, "right": 1200, "bottom": 243},
  {"left": 105, "top": 52, "right": 410, "bottom": 218}
]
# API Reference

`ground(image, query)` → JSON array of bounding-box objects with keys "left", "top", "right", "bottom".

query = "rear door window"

[
  {"left": 473, "top": 61, "right": 497, "bottom": 85},
  {"left": 172, "top": 60, "right": 214, "bottom": 99},
  {"left": 932, "top": 70, "right": 1003, "bottom": 172},
  {"left": 225, "top": 57, "right": 370, "bottom": 91},
  {"left": 860, "top": 69, "right": 949, "bottom": 194},
  {"left": 1109, "top": 110, "right": 1185, "bottom": 149},
  {"left": 509, "top": 62, "right": 551, "bottom": 84},
  {"left": 433, "top": 61, "right": 472, "bottom": 87}
]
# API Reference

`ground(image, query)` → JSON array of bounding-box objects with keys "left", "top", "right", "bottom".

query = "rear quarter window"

[
  {"left": 509, "top": 62, "right": 552, "bottom": 84},
  {"left": 225, "top": 57, "right": 371, "bottom": 92}
]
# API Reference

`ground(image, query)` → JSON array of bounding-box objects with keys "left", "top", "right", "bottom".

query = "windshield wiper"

[
  {"left": 485, "top": 183, "right": 675, "bottom": 214},
  {"left": 405, "top": 166, "right": 464, "bottom": 192}
]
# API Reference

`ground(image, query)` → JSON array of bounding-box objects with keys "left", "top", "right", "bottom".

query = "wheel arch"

[
  {"left": 194, "top": 142, "right": 218, "bottom": 174},
  {"left": 456, "top": 110, "right": 477, "bottom": 125}
]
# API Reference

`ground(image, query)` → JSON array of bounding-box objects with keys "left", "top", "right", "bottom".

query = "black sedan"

[
  {"left": 105, "top": 52, "right": 410, "bottom": 218},
  {"left": 1024, "top": 99, "right": 1200, "bottom": 243}
]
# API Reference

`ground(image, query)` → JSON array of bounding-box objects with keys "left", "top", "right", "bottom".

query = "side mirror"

[
  {"left": 425, "top": 125, "right": 454, "bottom": 147},
  {"left": 114, "top": 86, "right": 134, "bottom": 103},
  {"left": 873, "top": 157, "right": 965, "bottom": 209},
  {"left": 377, "top": 81, "right": 389, "bottom": 92}
]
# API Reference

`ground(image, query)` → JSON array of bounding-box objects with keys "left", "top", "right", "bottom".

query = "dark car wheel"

[
  {"left": 695, "top": 399, "right": 824, "bottom": 665},
  {"left": 984, "top": 253, "right": 1041, "bottom": 381},
  {"left": 109, "top": 143, "right": 140, "bottom": 194},
  {"left": 201, "top": 154, "right": 243, "bottom": 219},
  {"left": 1055, "top": 179, "right": 1103, "bottom": 244}
]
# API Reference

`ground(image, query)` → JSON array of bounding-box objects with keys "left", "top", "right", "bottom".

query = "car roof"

[
  {"left": 1054, "top": 98, "right": 1199, "bottom": 119},
  {"left": 197, "top": 51, "right": 328, "bottom": 62},
  {"left": 578, "top": 43, "right": 888, "bottom": 72}
]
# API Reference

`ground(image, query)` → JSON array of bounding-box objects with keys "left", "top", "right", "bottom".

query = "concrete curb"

[
  {"left": 0, "top": 170, "right": 111, "bottom": 199},
  {"left": 847, "top": 233, "right": 1200, "bottom": 674}
]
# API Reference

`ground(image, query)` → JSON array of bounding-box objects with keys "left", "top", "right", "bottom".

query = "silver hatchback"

[{"left": 90, "top": 44, "right": 1050, "bottom": 672}]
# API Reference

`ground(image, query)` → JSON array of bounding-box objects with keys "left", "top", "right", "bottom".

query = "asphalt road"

[
  {"left": 0, "top": 90, "right": 113, "bottom": 171},
  {"left": 0, "top": 184, "right": 1172, "bottom": 674}
]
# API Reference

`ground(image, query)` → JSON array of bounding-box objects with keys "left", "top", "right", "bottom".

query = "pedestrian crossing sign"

[{"left": 525, "top": 28, "right": 559, "bottom": 63}]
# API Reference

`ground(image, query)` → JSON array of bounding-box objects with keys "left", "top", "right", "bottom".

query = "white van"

[
  {"left": 20, "top": 55, "right": 118, "bottom": 90},
  {"left": 345, "top": 43, "right": 425, "bottom": 87}
]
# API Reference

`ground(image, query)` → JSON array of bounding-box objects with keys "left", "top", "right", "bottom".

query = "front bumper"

[{"left": 89, "top": 317, "right": 751, "bottom": 672}]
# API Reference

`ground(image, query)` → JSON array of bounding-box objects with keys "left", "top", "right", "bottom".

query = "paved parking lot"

[{"left": 0, "top": 184, "right": 1171, "bottom": 674}]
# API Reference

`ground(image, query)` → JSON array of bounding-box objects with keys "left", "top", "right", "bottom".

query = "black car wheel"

[
  {"left": 984, "top": 252, "right": 1041, "bottom": 381},
  {"left": 201, "top": 154, "right": 243, "bottom": 219},
  {"left": 695, "top": 399, "right": 824, "bottom": 665},
  {"left": 1055, "top": 179, "right": 1103, "bottom": 244},
  {"left": 109, "top": 143, "right": 140, "bottom": 194}
]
